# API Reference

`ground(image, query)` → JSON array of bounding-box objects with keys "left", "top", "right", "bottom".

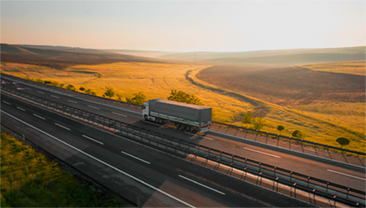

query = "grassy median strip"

[{"left": 0, "top": 133, "right": 123, "bottom": 207}]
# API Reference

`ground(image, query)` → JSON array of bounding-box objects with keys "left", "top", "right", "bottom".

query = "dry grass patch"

[{"left": 299, "top": 62, "right": 366, "bottom": 76}]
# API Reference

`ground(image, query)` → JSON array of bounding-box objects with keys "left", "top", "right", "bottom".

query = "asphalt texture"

[
  {"left": 2, "top": 75, "right": 366, "bottom": 204},
  {"left": 1, "top": 77, "right": 365, "bottom": 192},
  {"left": 0, "top": 91, "right": 317, "bottom": 207}
]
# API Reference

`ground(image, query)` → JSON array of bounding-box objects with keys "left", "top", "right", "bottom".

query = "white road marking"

[
  {"left": 37, "top": 91, "right": 44, "bottom": 94},
  {"left": 55, "top": 123, "right": 71, "bottom": 131},
  {"left": 184, "top": 132, "right": 214, "bottom": 140},
  {"left": 178, "top": 175, "right": 225, "bottom": 195},
  {"left": 243, "top": 147, "right": 281, "bottom": 158},
  {"left": 2, "top": 101, "right": 11, "bottom": 105},
  {"left": 82, "top": 135, "right": 104, "bottom": 145},
  {"left": 112, "top": 112, "right": 127, "bottom": 117},
  {"left": 121, "top": 151, "right": 150, "bottom": 164},
  {"left": 17, "top": 107, "right": 26, "bottom": 111},
  {"left": 1, "top": 110, "right": 195, "bottom": 208},
  {"left": 88, "top": 105, "right": 100, "bottom": 110},
  {"left": 68, "top": 100, "right": 78, "bottom": 104},
  {"left": 327, "top": 169, "right": 366, "bottom": 181},
  {"left": 33, "top": 114, "right": 45, "bottom": 120},
  {"left": 51, "top": 95, "right": 59, "bottom": 98}
]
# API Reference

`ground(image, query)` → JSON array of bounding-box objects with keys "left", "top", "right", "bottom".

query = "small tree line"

[{"left": 241, "top": 111, "right": 351, "bottom": 149}]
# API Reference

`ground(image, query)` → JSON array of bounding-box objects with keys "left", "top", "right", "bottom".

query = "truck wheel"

[
  {"left": 144, "top": 115, "right": 148, "bottom": 121},
  {"left": 176, "top": 124, "right": 180, "bottom": 129},
  {"left": 184, "top": 126, "right": 189, "bottom": 131}
]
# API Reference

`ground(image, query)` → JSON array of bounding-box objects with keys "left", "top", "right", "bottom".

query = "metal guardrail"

[
  {"left": 2, "top": 73, "right": 364, "bottom": 158},
  {"left": 1, "top": 87, "right": 365, "bottom": 207},
  {"left": 212, "top": 121, "right": 366, "bottom": 157}
]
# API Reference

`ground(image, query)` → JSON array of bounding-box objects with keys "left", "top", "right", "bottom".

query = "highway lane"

[
  {"left": 0, "top": 92, "right": 314, "bottom": 207},
  {"left": 2, "top": 77, "right": 366, "bottom": 192}
]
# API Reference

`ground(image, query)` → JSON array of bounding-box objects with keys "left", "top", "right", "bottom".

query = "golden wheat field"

[
  {"left": 299, "top": 62, "right": 366, "bottom": 76},
  {"left": 0, "top": 62, "right": 253, "bottom": 123},
  {"left": 1, "top": 62, "right": 365, "bottom": 152}
]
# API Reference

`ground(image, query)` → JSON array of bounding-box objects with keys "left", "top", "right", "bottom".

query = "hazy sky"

[{"left": 1, "top": 1, "right": 365, "bottom": 52}]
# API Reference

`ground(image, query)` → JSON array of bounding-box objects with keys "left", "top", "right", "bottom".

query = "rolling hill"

[
  {"left": 157, "top": 46, "right": 366, "bottom": 67},
  {"left": 1, "top": 43, "right": 163, "bottom": 69}
]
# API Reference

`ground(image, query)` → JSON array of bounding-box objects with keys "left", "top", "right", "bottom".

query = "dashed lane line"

[
  {"left": 327, "top": 169, "right": 366, "bottom": 181},
  {"left": 82, "top": 135, "right": 104, "bottom": 145},
  {"left": 33, "top": 114, "right": 45, "bottom": 120},
  {"left": 178, "top": 175, "right": 225, "bottom": 195},
  {"left": 112, "top": 112, "right": 127, "bottom": 117},
  {"left": 242, "top": 147, "right": 281, "bottom": 158},
  {"left": 55, "top": 123, "right": 71, "bottom": 131},
  {"left": 17, "top": 107, "right": 26, "bottom": 111},
  {"left": 1, "top": 110, "right": 195, "bottom": 208},
  {"left": 2, "top": 101, "right": 11, "bottom": 105},
  {"left": 121, "top": 151, "right": 150, "bottom": 164},
  {"left": 88, "top": 105, "right": 100, "bottom": 110}
]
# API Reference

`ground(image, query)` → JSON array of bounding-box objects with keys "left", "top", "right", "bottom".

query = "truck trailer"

[{"left": 142, "top": 99, "right": 211, "bottom": 132}]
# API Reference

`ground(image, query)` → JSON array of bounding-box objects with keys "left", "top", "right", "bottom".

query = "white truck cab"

[{"left": 142, "top": 101, "right": 152, "bottom": 121}]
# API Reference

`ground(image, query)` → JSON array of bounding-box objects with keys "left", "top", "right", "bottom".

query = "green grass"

[{"left": 0, "top": 133, "right": 124, "bottom": 207}]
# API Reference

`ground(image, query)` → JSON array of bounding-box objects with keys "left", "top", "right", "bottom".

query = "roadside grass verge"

[{"left": 0, "top": 133, "right": 122, "bottom": 207}]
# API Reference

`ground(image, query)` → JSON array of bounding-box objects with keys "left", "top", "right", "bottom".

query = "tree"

[
  {"left": 253, "top": 117, "right": 265, "bottom": 131},
  {"left": 336, "top": 137, "right": 350, "bottom": 149},
  {"left": 103, "top": 86, "right": 115, "bottom": 98},
  {"left": 277, "top": 125, "right": 285, "bottom": 135},
  {"left": 35, "top": 78, "right": 44, "bottom": 84},
  {"left": 292, "top": 130, "right": 305, "bottom": 139},
  {"left": 167, "top": 89, "right": 204, "bottom": 106},
  {"left": 242, "top": 111, "right": 253, "bottom": 128},
  {"left": 85, "top": 89, "right": 97, "bottom": 96},
  {"left": 66, "top": 84, "right": 75, "bottom": 91},
  {"left": 116, "top": 94, "right": 123, "bottom": 101},
  {"left": 126, "top": 92, "right": 147, "bottom": 105},
  {"left": 50, "top": 81, "right": 62, "bottom": 88},
  {"left": 79, "top": 86, "right": 85, "bottom": 91}
]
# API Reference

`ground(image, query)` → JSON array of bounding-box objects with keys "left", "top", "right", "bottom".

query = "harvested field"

[{"left": 196, "top": 65, "right": 365, "bottom": 106}]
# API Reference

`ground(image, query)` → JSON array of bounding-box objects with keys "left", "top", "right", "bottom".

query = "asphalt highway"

[
  {"left": 1, "top": 77, "right": 365, "bottom": 193},
  {"left": 0, "top": 90, "right": 317, "bottom": 207}
]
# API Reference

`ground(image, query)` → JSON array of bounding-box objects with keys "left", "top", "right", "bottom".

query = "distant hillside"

[
  {"left": 1, "top": 43, "right": 163, "bottom": 69},
  {"left": 103, "top": 49, "right": 175, "bottom": 58},
  {"left": 16, "top": 44, "right": 119, "bottom": 55},
  {"left": 206, "top": 51, "right": 365, "bottom": 67},
  {"left": 1, "top": 44, "right": 38, "bottom": 55},
  {"left": 157, "top": 46, "right": 366, "bottom": 67}
]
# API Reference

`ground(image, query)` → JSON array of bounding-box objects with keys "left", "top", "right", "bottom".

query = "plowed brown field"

[{"left": 196, "top": 66, "right": 365, "bottom": 106}]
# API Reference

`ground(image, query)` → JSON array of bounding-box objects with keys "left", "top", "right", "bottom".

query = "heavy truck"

[{"left": 142, "top": 99, "right": 211, "bottom": 133}]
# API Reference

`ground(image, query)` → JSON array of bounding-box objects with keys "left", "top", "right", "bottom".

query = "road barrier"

[
  {"left": 2, "top": 73, "right": 364, "bottom": 160},
  {"left": 1, "top": 86, "right": 365, "bottom": 207}
]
